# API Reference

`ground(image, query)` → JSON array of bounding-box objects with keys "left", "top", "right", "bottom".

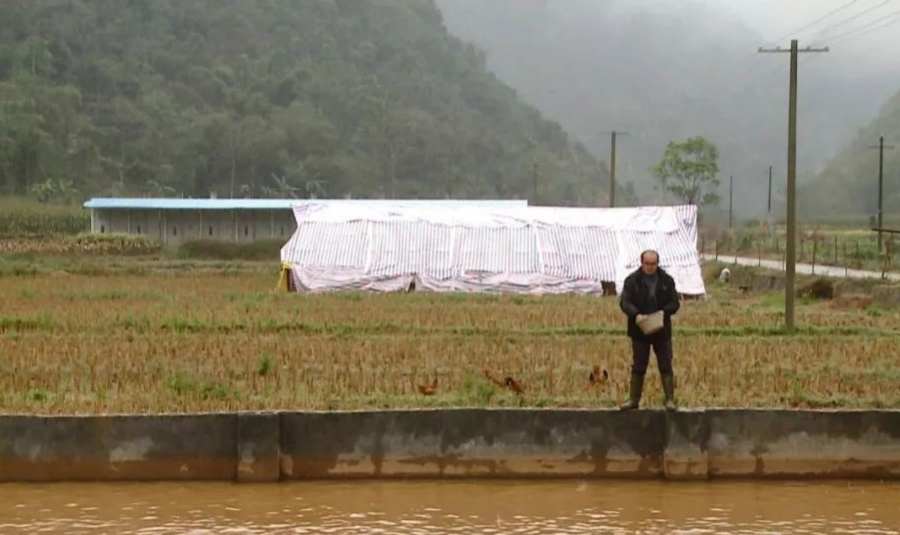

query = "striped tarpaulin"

[
  {"left": 282, "top": 221, "right": 368, "bottom": 268},
  {"left": 369, "top": 221, "right": 455, "bottom": 279},
  {"left": 455, "top": 227, "right": 539, "bottom": 274},
  {"left": 537, "top": 226, "right": 618, "bottom": 281},
  {"left": 281, "top": 204, "right": 707, "bottom": 295}
]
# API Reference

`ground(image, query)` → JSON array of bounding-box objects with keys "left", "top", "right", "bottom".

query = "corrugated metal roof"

[{"left": 82, "top": 198, "right": 529, "bottom": 210}]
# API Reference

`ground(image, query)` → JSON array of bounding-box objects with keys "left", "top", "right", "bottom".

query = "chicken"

[
  {"left": 503, "top": 376, "right": 524, "bottom": 395},
  {"left": 589, "top": 365, "right": 609, "bottom": 385},
  {"left": 483, "top": 368, "right": 524, "bottom": 395},
  {"left": 417, "top": 377, "right": 438, "bottom": 396}
]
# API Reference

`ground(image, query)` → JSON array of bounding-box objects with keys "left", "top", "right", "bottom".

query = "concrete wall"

[
  {"left": 90, "top": 209, "right": 297, "bottom": 245},
  {"left": 0, "top": 413, "right": 238, "bottom": 481},
  {"left": 1, "top": 409, "right": 898, "bottom": 482}
]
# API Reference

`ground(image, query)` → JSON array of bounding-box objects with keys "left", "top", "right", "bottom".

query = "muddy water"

[{"left": 1, "top": 480, "right": 899, "bottom": 534}]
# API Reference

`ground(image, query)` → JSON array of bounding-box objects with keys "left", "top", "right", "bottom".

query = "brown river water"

[{"left": 1, "top": 480, "right": 899, "bottom": 534}]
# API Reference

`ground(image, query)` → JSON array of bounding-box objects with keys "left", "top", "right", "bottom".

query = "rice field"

[{"left": 1, "top": 265, "right": 899, "bottom": 414}]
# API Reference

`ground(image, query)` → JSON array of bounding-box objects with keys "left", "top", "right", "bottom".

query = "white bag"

[{"left": 637, "top": 310, "right": 664, "bottom": 335}]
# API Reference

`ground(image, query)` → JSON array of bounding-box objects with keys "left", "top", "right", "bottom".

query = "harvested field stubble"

[{"left": 1, "top": 273, "right": 899, "bottom": 414}]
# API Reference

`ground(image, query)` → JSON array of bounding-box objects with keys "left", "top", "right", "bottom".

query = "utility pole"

[
  {"left": 729, "top": 175, "right": 734, "bottom": 228},
  {"left": 602, "top": 131, "right": 630, "bottom": 207},
  {"left": 532, "top": 160, "right": 539, "bottom": 206},
  {"left": 767, "top": 166, "right": 775, "bottom": 237},
  {"left": 869, "top": 134, "right": 895, "bottom": 253},
  {"left": 759, "top": 39, "right": 828, "bottom": 331}
]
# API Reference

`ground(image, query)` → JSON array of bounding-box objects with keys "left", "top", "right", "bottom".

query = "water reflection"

[{"left": 1, "top": 480, "right": 898, "bottom": 534}]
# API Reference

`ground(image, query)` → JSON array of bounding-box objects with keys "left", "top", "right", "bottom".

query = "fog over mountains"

[{"left": 437, "top": 0, "right": 900, "bottom": 219}]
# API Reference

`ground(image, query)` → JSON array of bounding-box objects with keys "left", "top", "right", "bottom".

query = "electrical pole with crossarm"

[
  {"left": 869, "top": 134, "right": 895, "bottom": 253},
  {"left": 758, "top": 39, "right": 828, "bottom": 331}
]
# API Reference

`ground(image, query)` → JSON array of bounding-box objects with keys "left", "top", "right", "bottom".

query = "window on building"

[
  {"left": 173, "top": 226, "right": 178, "bottom": 236},
  {"left": 280, "top": 226, "right": 284, "bottom": 236},
  {"left": 208, "top": 226, "right": 213, "bottom": 236},
  {"left": 100, "top": 225, "right": 105, "bottom": 234},
  {"left": 244, "top": 225, "right": 249, "bottom": 236},
  {"left": 136, "top": 225, "right": 141, "bottom": 235}
]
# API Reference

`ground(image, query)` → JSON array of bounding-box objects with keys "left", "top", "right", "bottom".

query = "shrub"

[{"left": 177, "top": 238, "right": 285, "bottom": 261}]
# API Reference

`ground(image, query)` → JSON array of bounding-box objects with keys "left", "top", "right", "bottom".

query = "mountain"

[
  {"left": 800, "top": 89, "right": 900, "bottom": 219},
  {"left": 435, "top": 0, "right": 900, "bottom": 220},
  {"left": 0, "top": 0, "right": 616, "bottom": 206}
]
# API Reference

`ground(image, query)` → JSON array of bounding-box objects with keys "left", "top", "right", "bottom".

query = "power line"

[
  {"left": 808, "top": 0, "right": 895, "bottom": 39},
  {"left": 827, "top": 7, "right": 900, "bottom": 43},
  {"left": 766, "top": 0, "right": 860, "bottom": 44},
  {"left": 721, "top": 1, "right": 861, "bottom": 93}
]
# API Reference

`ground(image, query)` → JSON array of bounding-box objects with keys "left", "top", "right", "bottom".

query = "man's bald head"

[{"left": 640, "top": 250, "right": 659, "bottom": 276}]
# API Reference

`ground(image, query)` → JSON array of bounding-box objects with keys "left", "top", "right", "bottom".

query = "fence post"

[
  {"left": 833, "top": 235, "right": 838, "bottom": 265},
  {"left": 715, "top": 239, "right": 719, "bottom": 261},
  {"left": 757, "top": 239, "right": 762, "bottom": 266},
  {"left": 888, "top": 240, "right": 894, "bottom": 278},
  {"left": 843, "top": 239, "right": 848, "bottom": 278},
  {"left": 811, "top": 236, "right": 817, "bottom": 275}
]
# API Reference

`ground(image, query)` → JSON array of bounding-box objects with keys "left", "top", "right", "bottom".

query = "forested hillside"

[
  {"left": 0, "top": 0, "right": 613, "bottom": 206},
  {"left": 800, "top": 89, "right": 900, "bottom": 218}
]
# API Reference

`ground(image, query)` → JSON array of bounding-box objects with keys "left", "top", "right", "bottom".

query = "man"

[{"left": 618, "top": 249, "right": 681, "bottom": 411}]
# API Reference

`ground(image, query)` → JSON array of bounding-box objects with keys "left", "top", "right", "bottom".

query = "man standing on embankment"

[{"left": 618, "top": 249, "right": 680, "bottom": 411}]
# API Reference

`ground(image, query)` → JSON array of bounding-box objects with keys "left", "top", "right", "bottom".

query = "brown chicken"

[
  {"left": 589, "top": 365, "right": 609, "bottom": 385},
  {"left": 483, "top": 368, "right": 524, "bottom": 395},
  {"left": 503, "top": 376, "right": 524, "bottom": 395},
  {"left": 417, "top": 377, "right": 438, "bottom": 396}
]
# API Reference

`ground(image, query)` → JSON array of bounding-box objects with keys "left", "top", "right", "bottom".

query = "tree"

[
  {"left": 651, "top": 136, "right": 720, "bottom": 207},
  {"left": 0, "top": 0, "right": 628, "bottom": 205}
]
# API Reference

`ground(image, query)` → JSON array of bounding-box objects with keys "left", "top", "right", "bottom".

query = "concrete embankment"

[{"left": 1, "top": 409, "right": 898, "bottom": 482}]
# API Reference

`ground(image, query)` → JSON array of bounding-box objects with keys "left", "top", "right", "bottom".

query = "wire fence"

[{"left": 699, "top": 228, "right": 896, "bottom": 279}]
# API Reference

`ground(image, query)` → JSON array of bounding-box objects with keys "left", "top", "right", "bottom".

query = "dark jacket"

[{"left": 619, "top": 267, "right": 681, "bottom": 340}]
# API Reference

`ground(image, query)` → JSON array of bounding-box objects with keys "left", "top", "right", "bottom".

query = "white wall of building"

[{"left": 91, "top": 209, "right": 297, "bottom": 245}]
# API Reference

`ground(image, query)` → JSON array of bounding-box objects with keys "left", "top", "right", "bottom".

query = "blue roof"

[{"left": 83, "top": 198, "right": 529, "bottom": 210}]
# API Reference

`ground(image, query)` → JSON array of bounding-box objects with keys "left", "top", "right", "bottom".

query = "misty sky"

[
  {"left": 437, "top": 0, "right": 900, "bottom": 215},
  {"left": 674, "top": 0, "right": 898, "bottom": 69}
]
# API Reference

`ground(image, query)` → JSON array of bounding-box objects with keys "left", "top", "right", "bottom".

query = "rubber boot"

[
  {"left": 662, "top": 373, "right": 677, "bottom": 412},
  {"left": 619, "top": 372, "right": 644, "bottom": 411}
]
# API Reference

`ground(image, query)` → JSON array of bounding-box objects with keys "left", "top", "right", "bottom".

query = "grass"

[
  {"left": 0, "top": 260, "right": 899, "bottom": 414},
  {"left": 176, "top": 238, "right": 285, "bottom": 261}
]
